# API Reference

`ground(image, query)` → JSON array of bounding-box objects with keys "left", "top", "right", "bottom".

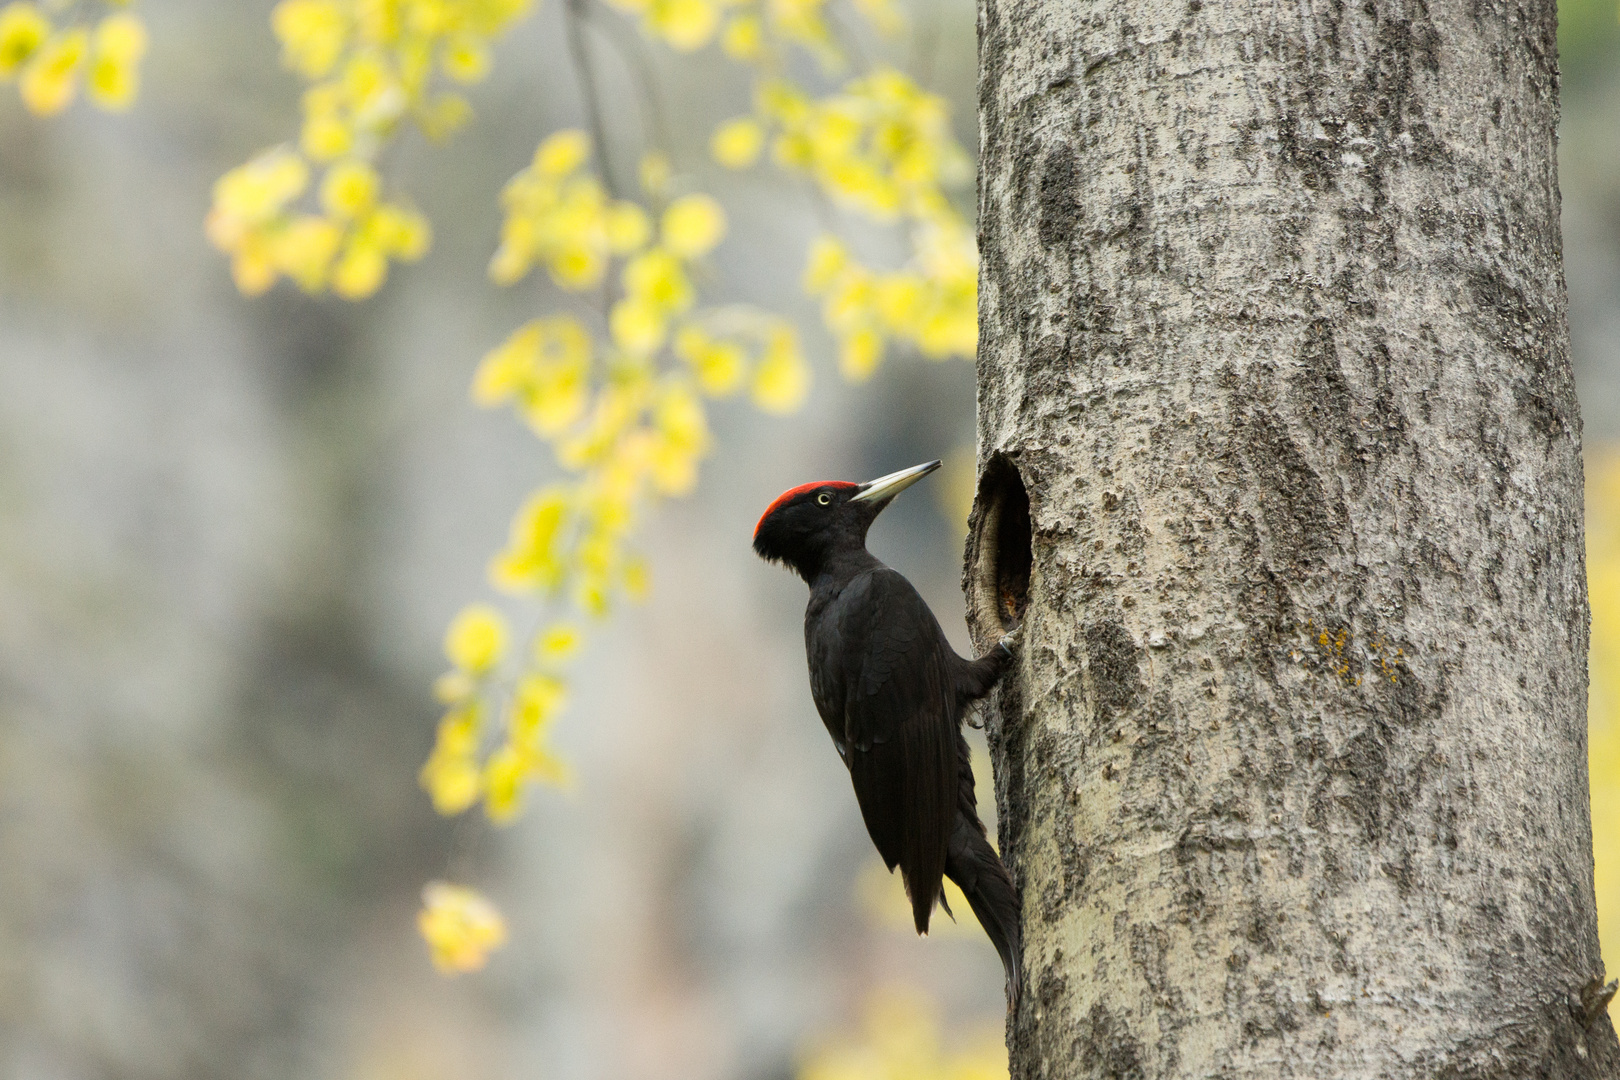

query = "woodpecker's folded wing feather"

[{"left": 837, "top": 568, "right": 957, "bottom": 934}]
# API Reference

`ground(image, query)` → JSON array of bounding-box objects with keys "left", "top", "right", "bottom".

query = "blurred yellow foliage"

[
  {"left": 207, "top": 147, "right": 430, "bottom": 297},
  {"left": 208, "top": 0, "right": 532, "bottom": 298},
  {"left": 1, "top": 2, "right": 145, "bottom": 117},
  {"left": 408, "top": 0, "right": 966, "bottom": 970},
  {"left": 758, "top": 70, "right": 970, "bottom": 221},
  {"left": 428, "top": 133, "right": 808, "bottom": 857},
  {"left": 420, "top": 601, "right": 573, "bottom": 823},
  {"left": 86, "top": 12, "right": 144, "bottom": 109},
  {"left": 713, "top": 65, "right": 978, "bottom": 379},
  {"left": 1588, "top": 449, "right": 1620, "bottom": 1019},
  {"left": 490, "top": 130, "right": 653, "bottom": 289},
  {"left": 711, "top": 116, "right": 765, "bottom": 167},
  {"left": 444, "top": 603, "right": 508, "bottom": 673},
  {"left": 605, "top": 0, "right": 857, "bottom": 64},
  {"left": 800, "top": 987, "right": 1006, "bottom": 1080},
  {"left": 603, "top": 0, "right": 974, "bottom": 379},
  {"left": 417, "top": 881, "right": 509, "bottom": 973}
]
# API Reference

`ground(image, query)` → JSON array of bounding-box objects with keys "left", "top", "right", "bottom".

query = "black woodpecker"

[{"left": 753, "top": 459, "right": 1023, "bottom": 1004}]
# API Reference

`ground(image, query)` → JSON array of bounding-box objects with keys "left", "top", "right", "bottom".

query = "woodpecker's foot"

[{"left": 995, "top": 624, "right": 1023, "bottom": 660}]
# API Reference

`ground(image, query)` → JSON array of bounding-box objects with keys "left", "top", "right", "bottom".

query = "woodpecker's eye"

[{"left": 817, "top": 492, "right": 831, "bottom": 505}]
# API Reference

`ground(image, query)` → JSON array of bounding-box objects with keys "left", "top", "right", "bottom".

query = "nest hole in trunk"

[{"left": 970, "top": 454, "right": 1031, "bottom": 636}]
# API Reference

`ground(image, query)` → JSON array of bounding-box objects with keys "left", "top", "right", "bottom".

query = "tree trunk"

[{"left": 968, "top": 0, "right": 1619, "bottom": 1075}]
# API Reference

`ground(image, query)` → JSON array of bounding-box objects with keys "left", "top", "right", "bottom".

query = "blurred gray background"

[{"left": 1, "top": 1, "right": 1616, "bottom": 1078}]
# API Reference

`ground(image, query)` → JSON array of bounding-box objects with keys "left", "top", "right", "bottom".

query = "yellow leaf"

[
  {"left": 622, "top": 248, "right": 693, "bottom": 312},
  {"left": 803, "top": 234, "right": 848, "bottom": 293},
  {"left": 230, "top": 239, "right": 279, "bottom": 296},
  {"left": 719, "top": 13, "right": 761, "bottom": 60},
  {"left": 272, "top": 214, "right": 343, "bottom": 291},
  {"left": 534, "top": 622, "right": 581, "bottom": 664},
  {"left": 752, "top": 327, "right": 810, "bottom": 414},
  {"left": 610, "top": 299, "right": 667, "bottom": 356},
  {"left": 534, "top": 128, "right": 590, "bottom": 176},
  {"left": 547, "top": 243, "right": 606, "bottom": 290},
  {"left": 319, "top": 159, "right": 380, "bottom": 218},
  {"left": 711, "top": 116, "right": 765, "bottom": 168},
  {"left": 300, "top": 109, "right": 353, "bottom": 161},
  {"left": 0, "top": 3, "right": 49, "bottom": 78},
  {"left": 838, "top": 328, "right": 883, "bottom": 381},
  {"left": 522, "top": 317, "right": 591, "bottom": 434},
  {"left": 86, "top": 12, "right": 145, "bottom": 110},
  {"left": 649, "top": 0, "right": 718, "bottom": 50},
  {"left": 331, "top": 237, "right": 388, "bottom": 298},
  {"left": 492, "top": 488, "right": 572, "bottom": 593},
  {"left": 272, "top": 0, "right": 347, "bottom": 77},
  {"left": 473, "top": 320, "right": 541, "bottom": 406},
  {"left": 482, "top": 744, "right": 528, "bottom": 822},
  {"left": 210, "top": 148, "right": 310, "bottom": 234},
  {"left": 19, "top": 27, "right": 85, "bottom": 116},
  {"left": 419, "top": 743, "right": 481, "bottom": 815},
  {"left": 441, "top": 32, "right": 489, "bottom": 83},
  {"left": 445, "top": 603, "right": 508, "bottom": 673},
  {"left": 417, "top": 882, "right": 507, "bottom": 974},
  {"left": 605, "top": 202, "right": 652, "bottom": 254},
  {"left": 661, "top": 194, "right": 727, "bottom": 258}
]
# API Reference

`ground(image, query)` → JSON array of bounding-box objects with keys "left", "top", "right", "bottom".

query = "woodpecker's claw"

[{"left": 996, "top": 625, "right": 1023, "bottom": 659}]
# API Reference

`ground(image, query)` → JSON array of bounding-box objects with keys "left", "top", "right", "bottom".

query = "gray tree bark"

[{"left": 967, "top": 0, "right": 1620, "bottom": 1075}]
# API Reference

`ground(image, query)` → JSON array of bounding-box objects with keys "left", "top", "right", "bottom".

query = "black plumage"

[{"left": 753, "top": 461, "right": 1022, "bottom": 1004}]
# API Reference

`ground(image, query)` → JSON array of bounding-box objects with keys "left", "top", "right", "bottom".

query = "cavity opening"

[{"left": 968, "top": 454, "right": 1032, "bottom": 640}]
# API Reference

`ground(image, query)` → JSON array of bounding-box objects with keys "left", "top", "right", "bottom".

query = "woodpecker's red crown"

[{"left": 754, "top": 481, "right": 858, "bottom": 538}]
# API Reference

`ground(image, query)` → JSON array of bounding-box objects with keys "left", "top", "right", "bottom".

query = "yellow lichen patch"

[{"left": 1292, "top": 621, "right": 1403, "bottom": 688}]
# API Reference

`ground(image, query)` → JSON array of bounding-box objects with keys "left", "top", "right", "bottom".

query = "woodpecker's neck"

[
  {"left": 806, "top": 545, "right": 882, "bottom": 593},
  {"left": 782, "top": 515, "right": 878, "bottom": 583}
]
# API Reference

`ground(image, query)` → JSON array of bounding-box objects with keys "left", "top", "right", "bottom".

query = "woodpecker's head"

[{"left": 753, "top": 460, "right": 941, "bottom": 580}]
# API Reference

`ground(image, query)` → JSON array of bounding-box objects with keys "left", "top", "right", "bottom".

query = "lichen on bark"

[{"left": 970, "top": 0, "right": 1619, "bottom": 1074}]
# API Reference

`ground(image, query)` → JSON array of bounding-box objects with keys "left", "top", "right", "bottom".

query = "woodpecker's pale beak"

[{"left": 851, "top": 460, "right": 942, "bottom": 505}]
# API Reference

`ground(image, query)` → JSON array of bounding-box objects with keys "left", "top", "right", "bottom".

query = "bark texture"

[{"left": 969, "top": 0, "right": 1619, "bottom": 1075}]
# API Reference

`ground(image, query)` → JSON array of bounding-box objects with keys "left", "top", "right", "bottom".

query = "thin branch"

[
  {"left": 824, "top": 5, "right": 872, "bottom": 74},
  {"left": 565, "top": 0, "right": 620, "bottom": 199},
  {"left": 581, "top": 0, "right": 672, "bottom": 165},
  {"left": 909, "top": 4, "right": 939, "bottom": 90}
]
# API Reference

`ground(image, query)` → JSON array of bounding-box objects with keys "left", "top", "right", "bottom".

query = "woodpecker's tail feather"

[
  {"left": 945, "top": 812, "right": 1022, "bottom": 1007},
  {"left": 945, "top": 730, "right": 1021, "bottom": 1005}
]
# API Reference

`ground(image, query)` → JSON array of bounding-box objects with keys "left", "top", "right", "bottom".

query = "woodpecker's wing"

[{"left": 831, "top": 567, "right": 957, "bottom": 934}]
